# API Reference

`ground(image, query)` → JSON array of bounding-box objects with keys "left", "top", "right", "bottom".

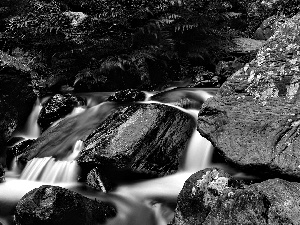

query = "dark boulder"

[
  {"left": 197, "top": 13, "right": 300, "bottom": 179},
  {"left": 172, "top": 168, "right": 243, "bottom": 225},
  {"left": 37, "top": 93, "right": 86, "bottom": 132},
  {"left": 106, "top": 89, "right": 146, "bottom": 102},
  {"left": 78, "top": 103, "right": 196, "bottom": 179},
  {"left": 9, "top": 139, "right": 35, "bottom": 157},
  {"left": 173, "top": 169, "right": 300, "bottom": 224},
  {"left": 86, "top": 168, "right": 111, "bottom": 192},
  {"left": 14, "top": 185, "right": 116, "bottom": 225},
  {"left": 6, "top": 139, "right": 35, "bottom": 168}
]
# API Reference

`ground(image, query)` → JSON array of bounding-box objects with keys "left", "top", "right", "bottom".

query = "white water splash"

[
  {"left": 183, "top": 130, "right": 213, "bottom": 171},
  {"left": 20, "top": 157, "right": 79, "bottom": 183}
]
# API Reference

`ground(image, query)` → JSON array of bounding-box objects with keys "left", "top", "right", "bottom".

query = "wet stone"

[
  {"left": 38, "top": 93, "right": 86, "bottom": 132},
  {"left": 106, "top": 89, "right": 146, "bottom": 102},
  {"left": 14, "top": 185, "right": 116, "bottom": 225}
]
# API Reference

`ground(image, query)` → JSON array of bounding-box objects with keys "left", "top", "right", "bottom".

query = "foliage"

[{"left": 0, "top": 0, "right": 247, "bottom": 92}]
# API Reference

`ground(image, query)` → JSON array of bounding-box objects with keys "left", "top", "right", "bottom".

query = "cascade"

[
  {"left": 13, "top": 98, "right": 42, "bottom": 139},
  {"left": 0, "top": 88, "right": 219, "bottom": 225}
]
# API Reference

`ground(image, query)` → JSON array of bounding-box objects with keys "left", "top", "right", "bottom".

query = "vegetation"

[{"left": 2, "top": 0, "right": 292, "bottom": 93}]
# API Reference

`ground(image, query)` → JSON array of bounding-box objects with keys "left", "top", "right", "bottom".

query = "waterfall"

[
  {"left": 1, "top": 88, "right": 218, "bottom": 225},
  {"left": 19, "top": 140, "right": 83, "bottom": 183},
  {"left": 13, "top": 98, "right": 42, "bottom": 139}
]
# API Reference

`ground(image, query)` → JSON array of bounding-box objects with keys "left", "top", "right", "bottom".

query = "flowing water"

[{"left": 0, "top": 88, "right": 219, "bottom": 225}]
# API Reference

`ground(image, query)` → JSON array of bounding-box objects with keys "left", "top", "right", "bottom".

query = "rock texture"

[
  {"left": 253, "top": 15, "right": 286, "bottom": 40},
  {"left": 14, "top": 185, "right": 116, "bottom": 225},
  {"left": 204, "top": 178, "right": 300, "bottom": 224},
  {"left": 106, "top": 89, "right": 146, "bottom": 102},
  {"left": 173, "top": 168, "right": 300, "bottom": 225},
  {"left": 38, "top": 93, "right": 86, "bottom": 132},
  {"left": 78, "top": 103, "right": 196, "bottom": 178},
  {"left": 198, "top": 13, "right": 300, "bottom": 179},
  {"left": 172, "top": 168, "right": 243, "bottom": 225}
]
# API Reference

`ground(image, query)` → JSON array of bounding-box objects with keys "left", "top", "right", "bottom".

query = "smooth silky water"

[{"left": 0, "top": 88, "right": 221, "bottom": 225}]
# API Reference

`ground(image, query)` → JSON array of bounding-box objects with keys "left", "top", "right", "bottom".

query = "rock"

[
  {"left": 231, "top": 38, "right": 266, "bottom": 54},
  {"left": 173, "top": 169, "right": 300, "bottom": 224},
  {"left": 10, "top": 139, "right": 35, "bottom": 157},
  {"left": 38, "top": 93, "right": 86, "bottom": 132},
  {"left": 106, "top": 89, "right": 146, "bottom": 102},
  {"left": 246, "top": 0, "right": 287, "bottom": 35},
  {"left": 14, "top": 185, "right": 116, "bottom": 225},
  {"left": 6, "top": 139, "right": 35, "bottom": 168},
  {"left": 172, "top": 168, "right": 243, "bottom": 225},
  {"left": 197, "top": 13, "right": 300, "bottom": 178},
  {"left": 86, "top": 168, "right": 110, "bottom": 192},
  {"left": 78, "top": 103, "right": 196, "bottom": 179},
  {"left": 204, "top": 179, "right": 300, "bottom": 224},
  {"left": 253, "top": 15, "right": 286, "bottom": 40},
  {"left": 190, "top": 67, "right": 220, "bottom": 88}
]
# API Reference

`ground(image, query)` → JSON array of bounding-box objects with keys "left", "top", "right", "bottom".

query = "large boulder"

[
  {"left": 38, "top": 93, "right": 86, "bottom": 132},
  {"left": 172, "top": 168, "right": 243, "bottom": 225},
  {"left": 197, "top": 13, "right": 300, "bottom": 179},
  {"left": 204, "top": 178, "right": 300, "bottom": 224},
  {"left": 14, "top": 185, "right": 116, "bottom": 225},
  {"left": 78, "top": 103, "right": 196, "bottom": 179},
  {"left": 19, "top": 102, "right": 195, "bottom": 188},
  {"left": 173, "top": 168, "right": 300, "bottom": 224}
]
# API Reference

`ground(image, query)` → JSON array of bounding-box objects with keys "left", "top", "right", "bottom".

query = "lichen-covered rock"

[
  {"left": 253, "top": 15, "right": 286, "bottom": 40},
  {"left": 245, "top": 0, "right": 293, "bottom": 35},
  {"left": 78, "top": 103, "right": 196, "bottom": 179},
  {"left": 172, "top": 168, "right": 243, "bottom": 225},
  {"left": 203, "top": 179, "right": 300, "bottom": 224},
  {"left": 14, "top": 185, "right": 116, "bottom": 225},
  {"left": 198, "top": 13, "right": 300, "bottom": 179},
  {"left": 38, "top": 93, "right": 86, "bottom": 132},
  {"left": 106, "top": 89, "right": 146, "bottom": 102},
  {"left": 173, "top": 169, "right": 300, "bottom": 225}
]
